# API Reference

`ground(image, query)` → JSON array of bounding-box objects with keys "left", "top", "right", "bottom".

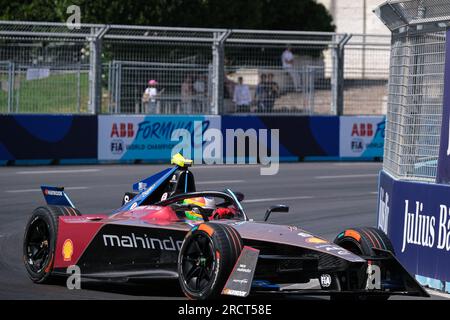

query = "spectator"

[
  {"left": 233, "top": 77, "right": 252, "bottom": 113},
  {"left": 281, "top": 45, "right": 301, "bottom": 92},
  {"left": 224, "top": 72, "right": 235, "bottom": 100},
  {"left": 193, "top": 74, "right": 207, "bottom": 113},
  {"left": 181, "top": 75, "right": 193, "bottom": 114},
  {"left": 142, "top": 79, "right": 160, "bottom": 114},
  {"left": 255, "top": 74, "right": 269, "bottom": 112},
  {"left": 266, "top": 73, "right": 280, "bottom": 112}
]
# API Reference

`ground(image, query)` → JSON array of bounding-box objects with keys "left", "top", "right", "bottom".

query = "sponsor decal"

[
  {"left": 111, "top": 139, "right": 124, "bottom": 155},
  {"left": 222, "top": 289, "right": 247, "bottom": 297},
  {"left": 62, "top": 239, "right": 74, "bottom": 262},
  {"left": 102, "top": 233, "right": 183, "bottom": 251},
  {"left": 44, "top": 189, "right": 63, "bottom": 196},
  {"left": 339, "top": 116, "right": 385, "bottom": 158},
  {"left": 297, "top": 232, "right": 312, "bottom": 238},
  {"left": 236, "top": 265, "right": 252, "bottom": 273},
  {"left": 306, "top": 237, "right": 328, "bottom": 244},
  {"left": 98, "top": 115, "right": 219, "bottom": 162},
  {"left": 401, "top": 200, "right": 450, "bottom": 253},
  {"left": 315, "top": 244, "right": 350, "bottom": 255},
  {"left": 222, "top": 247, "right": 259, "bottom": 298},
  {"left": 320, "top": 274, "right": 332, "bottom": 288}
]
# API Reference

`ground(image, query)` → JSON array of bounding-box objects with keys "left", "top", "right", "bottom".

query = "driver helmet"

[{"left": 183, "top": 197, "right": 216, "bottom": 221}]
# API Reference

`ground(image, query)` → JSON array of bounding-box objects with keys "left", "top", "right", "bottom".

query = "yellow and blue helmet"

[{"left": 183, "top": 197, "right": 216, "bottom": 221}]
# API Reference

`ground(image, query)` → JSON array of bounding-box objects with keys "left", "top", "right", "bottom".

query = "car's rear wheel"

[
  {"left": 178, "top": 223, "right": 243, "bottom": 300},
  {"left": 23, "top": 206, "right": 80, "bottom": 283},
  {"left": 333, "top": 227, "right": 394, "bottom": 301}
]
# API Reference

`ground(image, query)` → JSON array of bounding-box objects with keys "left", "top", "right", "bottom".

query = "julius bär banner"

[{"left": 378, "top": 171, "right": 450, "bottom": 282}]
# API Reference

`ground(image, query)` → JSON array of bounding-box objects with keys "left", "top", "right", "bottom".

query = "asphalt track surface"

[{"left": 0, "top": 162, "right": 446, "bottom": 300}]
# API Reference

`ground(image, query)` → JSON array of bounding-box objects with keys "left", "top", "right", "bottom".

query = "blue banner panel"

[
  {"left": 0, "top": 115, "right": 97, "bottom": 161},
  {"left": 437, "top": 29, "right": 450, "bottom": 184},
  {"left": 221, "top": 116, "right": 340, "bottom": 160},
  {"left": 378, "top": 171, "right": 450, "bottom": 282}
]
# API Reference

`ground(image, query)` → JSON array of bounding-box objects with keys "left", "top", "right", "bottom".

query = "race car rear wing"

[{"left": 40, "top": 186, "right": 75, "bottom": 208}]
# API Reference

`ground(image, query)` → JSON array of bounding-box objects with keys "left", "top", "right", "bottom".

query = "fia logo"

[
  {"left": 320, "top": 274, "right": 332, "bottom": 288},
  {"left": 111, "top": 140, "right": 124, "bottom": 155},
  {"left": 351, "top": 138, "right": 364, "bottom": 152}
]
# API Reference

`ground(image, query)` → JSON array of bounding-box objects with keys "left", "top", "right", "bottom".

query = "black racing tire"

[
  {"left": 333, "top": 227, "right": 394, "bottom": 301},
  {"left": 178, "top": 223, "right": 243, "bottom": 300},
  {"left": 23, "top": 206, "right": 81, "bottom": 283},
  {"left": 333, "top": 227, "right": 395, "bottom": 257}
]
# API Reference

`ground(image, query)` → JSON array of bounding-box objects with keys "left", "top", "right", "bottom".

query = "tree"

[{"left": 0, "top": 0, "right": 335, "bottom": 32}]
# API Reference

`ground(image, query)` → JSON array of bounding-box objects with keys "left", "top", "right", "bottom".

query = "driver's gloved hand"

[{"left": 213, "top": 208, "right": 236, "bottom": 220}]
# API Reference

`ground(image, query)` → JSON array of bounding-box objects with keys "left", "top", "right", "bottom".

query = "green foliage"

[{"left": 0, "top": 0, "right": 335, "bottom": 32}]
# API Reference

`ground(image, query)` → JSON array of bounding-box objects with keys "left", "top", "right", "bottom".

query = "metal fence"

[
  {"left": 0, "top": 20, "right": 390, "bottom": 116},
  {"left": 376, "top": 0, "right": 450, "bottom": 182}
]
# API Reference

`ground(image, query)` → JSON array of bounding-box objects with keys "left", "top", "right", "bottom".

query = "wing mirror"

[
  {"left": 264, "top": 205, "right": 289, "bottom": 222},
  {"left": 234, "top": 191, "right": 245, "bottom": 202}
]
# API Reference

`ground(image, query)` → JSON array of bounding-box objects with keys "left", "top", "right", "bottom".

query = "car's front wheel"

[
  {"left": 178, "top": 223, "right": 243, "bottom": 300},
  {"left": 333, "top": 227, "right": 395, "bottom": 301}
]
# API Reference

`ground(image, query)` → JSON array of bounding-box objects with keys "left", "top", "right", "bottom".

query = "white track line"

[
  {"left": 194, "top": 165, "right": 260, "bottom": 169},
  {"left": 16, "top": 169, "right": 100, "bottom": 175},
  {"left": 197, "top": 180, "right": 245, "bottom": 185},
  {"left": 5, "top": 186, "right": 89, "bottom": 193},
  {"left": 244, "top": 196, "right": 313, "bottom": 204},
  {"left": 315, "top": 174, "right": 378, "bottom": 179},
  {"left": 426, "top": 289, "right": 450, "bottom": 299}
]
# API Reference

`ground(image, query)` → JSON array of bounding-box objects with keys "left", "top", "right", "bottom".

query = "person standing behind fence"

[
  {"left": 142, "top": 80, "right": 160, "bottom": 114},
  {"left": 181, "top": 75, "right": 193, "bottom": 114},
  {"left": 281, "top": 45, "right": 301, "bottom": 92},
  {"left": 255, "top": 74, "right": 269, "bottom": 112},
  {"left": 266, "top": 73, "right": 280, "bottom": 112},
  {"left": 193, "top": 75, "right": 207, "bottom": 113},
  {"left": 233, "top": 77, "right": 252, "bottom": 113}
]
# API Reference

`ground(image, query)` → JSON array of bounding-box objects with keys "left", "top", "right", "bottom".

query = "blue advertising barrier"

[
  {"left": 378, "top": 170, "right": 450, "bottom": 292},
  {"left": 221, "top": 116, "right": 340, "bottom": 162},
  {"left": 0, "top": 115, "right": 97, "bottom": 165},
  {"left": 0, "top": 115, "right": 385, "bottom": 164}
]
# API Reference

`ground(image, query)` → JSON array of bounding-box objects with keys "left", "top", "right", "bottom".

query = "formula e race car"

[{"left": 23, "top": 154, "right": 428, "bottom": 300}]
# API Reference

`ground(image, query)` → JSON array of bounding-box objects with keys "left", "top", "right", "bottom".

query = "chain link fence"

[
  {"left": 377, "top": 0, "right": 450, "bottom": 182},
  {"left": 0, "top": 20, "right": 390, "bottom": 116}
]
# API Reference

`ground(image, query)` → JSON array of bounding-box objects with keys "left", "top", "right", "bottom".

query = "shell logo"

[{"left": 62, "top": 239, "right": 74, "bottom": 262}]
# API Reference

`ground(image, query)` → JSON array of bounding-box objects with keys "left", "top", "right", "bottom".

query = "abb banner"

[
  {"left": 339, "top": 116, "right": 385, "bottom": 158},
  {"left": 98, "top": 115, "right": 220, "bottom": 161}
]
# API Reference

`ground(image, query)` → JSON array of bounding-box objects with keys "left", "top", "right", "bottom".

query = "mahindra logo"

[{"left": 103, "top": 233, "right": 183, "bottom": 251}]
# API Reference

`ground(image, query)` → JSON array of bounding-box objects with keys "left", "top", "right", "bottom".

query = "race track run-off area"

[{"left": 0, "top": 162, "right": 446, "bottom": 300}]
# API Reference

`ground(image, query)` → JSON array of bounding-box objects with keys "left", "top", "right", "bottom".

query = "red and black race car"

[{"left": 23, "top": 154, "right": 428, "bottom": 300}]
